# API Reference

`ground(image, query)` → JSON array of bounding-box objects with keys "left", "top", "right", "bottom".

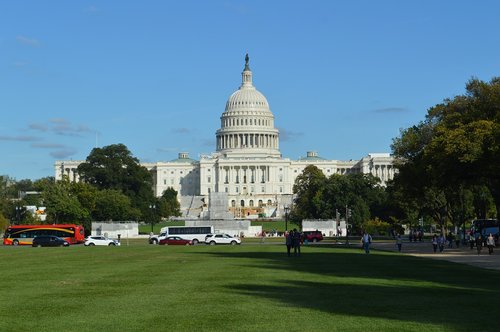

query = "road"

[{"left": 371, "top": 240, "right": 500, "bottom": 271}]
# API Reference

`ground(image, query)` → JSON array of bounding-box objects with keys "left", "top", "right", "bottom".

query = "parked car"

[
  {"left": 302, "top": 231, "right": 324, "bottom": 242},
  {"left": 149, "top": 232, "right": 167, "bottom": 244},
  {"left": 205, "top": 233, "right": 241, "bottom": 245},
  {"left": 159, "top": 236, "right": 193, "bottom": 246},
  {"left": 32, "top": 236, "right": 70, "bottom": 247},
  {"left": 85, "top": 236, "right": 120, "bottom": 246}
]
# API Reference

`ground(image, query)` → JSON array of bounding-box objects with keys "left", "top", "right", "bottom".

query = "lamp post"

[
  {"left": 284, "top": 205, "right": 289, "bottom": 232},
  {"left": 15, "top": 206, "right": 21, "bottom": 224},
  {"left": 149, "top": 204, "right": 156, "bottom": 233}
]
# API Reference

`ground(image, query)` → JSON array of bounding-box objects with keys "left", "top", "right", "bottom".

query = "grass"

[{"left": 1, "top": 242, "right": 499, "bottom": 331}]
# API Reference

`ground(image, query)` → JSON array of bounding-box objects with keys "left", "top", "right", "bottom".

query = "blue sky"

[{"left": 1, "top": 0, "right": 499, "bottom": 180}]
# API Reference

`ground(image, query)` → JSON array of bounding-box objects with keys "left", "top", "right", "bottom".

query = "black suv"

[{"left": 32, "top": 236, "right": 70, "bottom": 247}]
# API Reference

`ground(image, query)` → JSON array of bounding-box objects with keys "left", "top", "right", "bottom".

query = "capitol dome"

[{"left": 216, "top": 54, "right": 281, "bottom": 158}]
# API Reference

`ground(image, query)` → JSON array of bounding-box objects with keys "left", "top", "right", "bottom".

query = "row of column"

[
  {"left": 60, "top": 167, "right": 79, "bottom": 182},
  {"left": 222, "top": 117, "right": 270, "bottom": 128},
  {"left": 371, "top": 165, "right": 395, "bottom": 182},
  {"left": 218, "top": 165, "right": 270, "bottom": 184},
  {"left": 217, "top": 133, "right": 278, "bottom": 150}
]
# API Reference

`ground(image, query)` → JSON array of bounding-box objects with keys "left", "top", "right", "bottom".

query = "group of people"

[
  {"left": 468, "top": 233, "right": 496, "bottom": 255},
  {"left": 285, "top": 229, "right": 302, "bottom": 257},
  {"left": 408, "top": 229, "right": 423, "bottom": 242},
  {"left": 430, "top": 232, "right": 497, "bottom": 255},
  {"left": 431, "top": 234, "right": 447, "bottom": 253}
]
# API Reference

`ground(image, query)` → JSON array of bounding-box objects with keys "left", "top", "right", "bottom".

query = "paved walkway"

[{"left": 371, "top": 241, "right": 500, "bottom": 271}]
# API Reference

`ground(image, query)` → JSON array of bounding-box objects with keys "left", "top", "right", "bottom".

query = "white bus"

[{"left": 149, "top": 226, "right": 214, "bottom": 245}]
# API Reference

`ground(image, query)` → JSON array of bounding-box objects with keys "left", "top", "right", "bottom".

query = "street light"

[
  {"left": 149, "top": 204, "right": 156, "bottom": 233},
  {"left": 345, "top": 205, "right": 350, "bottom": 245},
  {"left": 284, "top": 205, "right": 289, "bottom": 232},
  {"left": 15, "top": 206, "right": 22, "bottom": 224}
]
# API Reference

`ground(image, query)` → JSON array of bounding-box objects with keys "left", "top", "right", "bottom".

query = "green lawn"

[{"left": 1, "top": 243, "right": 498, "bottom": 331}]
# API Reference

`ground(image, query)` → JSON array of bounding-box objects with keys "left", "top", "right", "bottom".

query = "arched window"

[
  {"left": 258, "top": 200, "right": 263, "bottom": 207},
  {"left": 231, "top": 200, "right": 236, "bottom": 207},
  {"left": 249, "top": 200, "right": 254, "bottom": 207},
  {"left": 267, "top": 199, "right": 272, "bottom": 206},
  {"left": 240, "top": 200, "right": 245, "bottom": 207}
]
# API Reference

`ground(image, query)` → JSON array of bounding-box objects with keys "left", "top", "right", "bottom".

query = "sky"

[{"left": 1, "top": 0, "right": 499, "bottom": 181}]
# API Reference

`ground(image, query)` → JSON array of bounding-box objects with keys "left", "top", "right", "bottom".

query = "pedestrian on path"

[
  {"left": 469, "top": 233, "right": 475, "bottom": 250},
  {"left": 285, "top": 231, "right": 292, "bottom": 257},
  {"left": 487, "top": 233, "right": 495, "bottom": 255},
  {"left": 438, "top": 234, "right": 445, "bottom": 253},
  {"left": 292, "top": 229, "right": 301, "bottom": 256},
  {"left": 361, "top": 231, "right": 372, "bottom": 254},
  {"left": 476, "top": 235, "right": 483, "bottom": 255},
  {"left": 432, "top": 235, "right": 438, "bottom": 253},
  {"left": 396, "top": 234, "right": 402, "bottom": 252}
]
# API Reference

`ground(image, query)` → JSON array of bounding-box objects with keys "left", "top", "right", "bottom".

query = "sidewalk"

[{"left": 371, "top": 241, "right": 500, "bottom": 271}]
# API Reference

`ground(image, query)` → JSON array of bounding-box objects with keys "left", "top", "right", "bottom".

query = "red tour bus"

[{"left": 3, "top": 224, "right": 85, "bottom": 246}]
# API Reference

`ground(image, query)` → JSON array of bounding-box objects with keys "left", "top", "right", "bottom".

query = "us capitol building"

[{"left": 55, "top": 55, "right": 395, "bottom": 219}]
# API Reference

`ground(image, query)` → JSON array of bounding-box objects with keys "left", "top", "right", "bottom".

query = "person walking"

[
  {"left": 292, "top": 229, "right": 301, "bottom": 256},
  {"left": 486, "top": 233, "right": 495, "bottom": 255},
  {"left": 432, "top": 235, "right": 438, "bottom": 253},
  {"left": 438, "top": 234, "right": 445, "bottom": 253},
  {"left": 476, "top": 235, "right": 483, "bottom": 255},
  {"left": 469, "top": 233, "right": 475, "bottom": 250},
  {"left": 361, "top": 231, "right": 372, "bottom": 254},
  {"left": 285, "top": 231, "right": 292, "bottom": 257},
  {"left": 396, "top": 234, "right": 402, "bottom": 252}
]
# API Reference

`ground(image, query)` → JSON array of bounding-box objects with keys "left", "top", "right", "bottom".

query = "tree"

[
  {"left": 92, "top": 189, "right": 140, "bottom": 221},
  {"left": 291, "top": 166, "right": 387, "bottom": 233},
  {"left": 43, "top": 179, "right": 89, "bottom": 224},
  {"left": 77, "top": 144, "right": 155, "bottom": 218},
  {"left": 291, "top": 165, "right": 327, "bottom": 225},
  {"left": 158, "top": 187, "right": 181, "bottom": 219},
  {"left": 0, "top": 213, "right": 8, "bottom": 232},
  {"left": 392, "top": 77, "right": 500, "bottom": 229}
]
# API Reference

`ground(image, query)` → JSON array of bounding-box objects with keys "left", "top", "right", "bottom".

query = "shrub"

[{"left": 362, "top": 218, "right": 391, "bottom": 235}]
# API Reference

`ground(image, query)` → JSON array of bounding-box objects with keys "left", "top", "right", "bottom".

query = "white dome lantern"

[{"left": 216, "top": 54, "right": 281, "bottom": 158}]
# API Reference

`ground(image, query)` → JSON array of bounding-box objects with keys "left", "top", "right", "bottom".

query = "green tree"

[
  {"left": 291, "top": 165, "right": 327, "bottom": 226},
  {"left": 158, "top": 187, "right": 181, "bottom": 219},
  {"left": 77, "top": 144, "right": 155, "bottom": 218},
  {"left": 92, "top": 189, "right": 140, "bottom": 221},
  {"left": 43, "top": 179, "right": 89, "bottom": 224},
  {"left": 0, "top": 213, "right": 8, "bottom": 232},
  {"left": 391, "top": 77, "right": 500, "bottom": 230}
]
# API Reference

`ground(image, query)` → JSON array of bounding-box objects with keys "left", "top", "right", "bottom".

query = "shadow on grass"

[{"left": 192, "top": 248, "right": 500, "bottom": 331}]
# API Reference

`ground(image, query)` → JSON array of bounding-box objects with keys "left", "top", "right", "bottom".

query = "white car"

[
  {"left": 205, "top": 234, "right": 241, "bottom": 245},
  {"left": 85, "top": 236, "right": 121, "bottom": 246}
]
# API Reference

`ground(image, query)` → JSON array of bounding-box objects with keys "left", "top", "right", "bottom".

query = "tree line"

[
  {"left": 1, "top": 77, "right": 498, "bottom": 235},
  {"left": 290, "top": 77, "right": 499, "bottom": 234},
  {"left": 0, "top": 144, "right": 180, "bottom": 232}
]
